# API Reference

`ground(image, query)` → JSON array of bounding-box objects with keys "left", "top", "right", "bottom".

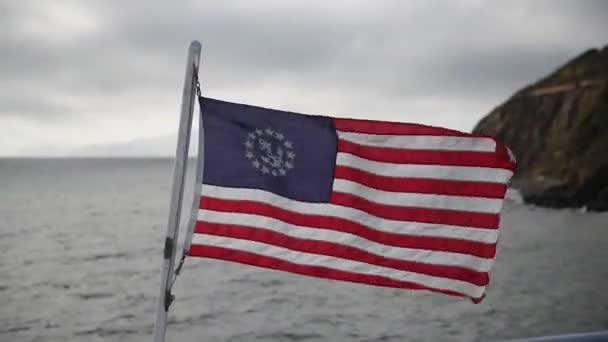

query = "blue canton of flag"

[{"left": 202, "top": 98, "right": 337, "bottom": 203}]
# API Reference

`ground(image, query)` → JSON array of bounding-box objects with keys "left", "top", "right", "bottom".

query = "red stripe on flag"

[
  {"left": 338, "top": 139, "right": 514, "bottom": 169},
  {"left": 200, "top": 196, "right": 497, "bottom": 257},
  {"left": 335, "top": 118, "right": 469, "bottom": 136},
  {"left": 334, "top": 166, "right": 507, "bottom": 198},
  {"left": 494, "top": 139, "right": 517, "bottom": 169},
  {"left": 188, "top": 244, "right": 476, "bottom": 300},
  {"left": 194, "top": 222, "right": 490, "bottom": 285},
  {"left": 330, "top": 192, "right": 500, "bottom": 229}
]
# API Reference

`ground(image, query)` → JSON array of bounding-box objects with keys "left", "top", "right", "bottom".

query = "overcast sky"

[{"left": 2, "top": 1, "right": 606, "bottom": 156}]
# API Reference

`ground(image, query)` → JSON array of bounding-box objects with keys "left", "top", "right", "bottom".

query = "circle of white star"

[{"left": 245, "top": 127, "right": 295, "bottom": 177}]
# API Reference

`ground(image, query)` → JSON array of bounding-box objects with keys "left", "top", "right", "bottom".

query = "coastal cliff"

[{"left": 473, "top": 45, "right": 608, "bottom": 211}]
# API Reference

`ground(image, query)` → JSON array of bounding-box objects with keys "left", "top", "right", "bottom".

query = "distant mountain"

[
  {"left": 73, "top": 132, "right": 199, "bottom": 157},
  {"left": 473, "top": 45, "right": 608, "bottom": 210}
]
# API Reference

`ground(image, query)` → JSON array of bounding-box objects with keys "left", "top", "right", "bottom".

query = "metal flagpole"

[{"left": 152, "top": 40, "right": 201, "bottom": 342}]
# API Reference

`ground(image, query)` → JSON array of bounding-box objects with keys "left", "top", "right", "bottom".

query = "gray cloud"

[
  {"left": 1, "top": 0, "right": 606, "bottom": 155},
  {"left": 0, "top": 95, "right": 76, "bottom": 119}
]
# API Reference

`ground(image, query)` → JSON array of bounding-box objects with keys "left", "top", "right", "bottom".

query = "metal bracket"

[
  {"left": 163, "top": 237, "right": 174, "bottom": 260},
  {"left": 164, "top": 290, "right": 175, "bottom": 311}
]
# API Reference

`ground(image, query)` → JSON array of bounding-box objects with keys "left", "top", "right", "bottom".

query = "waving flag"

[{"left": 187, "top": 97, "right": 515, "bottom": 302}]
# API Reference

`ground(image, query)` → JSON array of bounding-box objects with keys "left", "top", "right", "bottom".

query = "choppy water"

[{"left": 1, "top": 158, "right": 607, "bottom": 342}]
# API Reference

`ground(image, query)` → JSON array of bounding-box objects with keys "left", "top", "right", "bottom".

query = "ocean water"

[{"left": 1, "top": 158, "right": 607, "bottom": 342}]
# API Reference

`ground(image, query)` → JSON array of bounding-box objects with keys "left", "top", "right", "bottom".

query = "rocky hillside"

[{"left": 473, "top": 45, "right": 608, "bottom": 211}]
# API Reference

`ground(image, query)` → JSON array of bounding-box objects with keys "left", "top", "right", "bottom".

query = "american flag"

[{"left": 187, "top": 98, "right": 515, "bottom": 302}]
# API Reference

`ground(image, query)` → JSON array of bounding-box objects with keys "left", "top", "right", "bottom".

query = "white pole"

[{"left": 152, "top": 40, "right": 201, "bottom": 342}]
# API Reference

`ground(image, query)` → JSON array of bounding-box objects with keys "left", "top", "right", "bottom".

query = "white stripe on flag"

[
  {"left": 338, "top": 132, "right": 497, "bottom": 152},
  {"left": 336, "top": 153, "right": 513, "bottom": 183},
  {"left": 197, "top": 209, "right": 494, "bottom": 272},
  {"left": 201, "top": 184, "right": 499, "bottom": 243},
  {"left": 191, "top": 234, "right": 486, "bottom": 298},
  {"left": 332, "top": 179, "right": 504, "bottom": 213}
]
